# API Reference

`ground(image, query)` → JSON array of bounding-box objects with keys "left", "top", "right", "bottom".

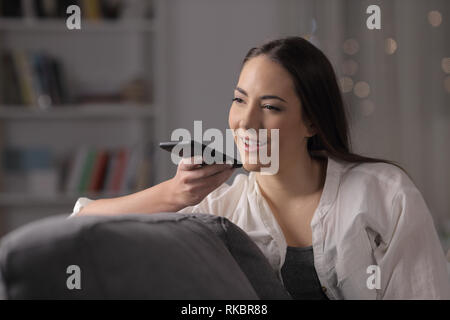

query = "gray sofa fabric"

[{"left": 0, "top": 212, "right": 290, "bottom": 300}]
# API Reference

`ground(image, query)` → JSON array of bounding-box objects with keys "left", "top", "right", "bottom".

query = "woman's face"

[{"left": 228, "top": 55, "right": 315, "bottom": 172}]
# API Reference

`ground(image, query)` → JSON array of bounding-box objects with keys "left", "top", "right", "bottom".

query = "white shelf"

[
  {"left": 0, "top": 192, "right": 131, "bottom": 207},
  {"left": 0, "top": 0, "right": 168, "bottom": 220},
  {"left": 0, "top": 18, "right": 155, "bottom": 33},
  {"left": 0, "top": 104, "right": 155, "bottom": 120}
]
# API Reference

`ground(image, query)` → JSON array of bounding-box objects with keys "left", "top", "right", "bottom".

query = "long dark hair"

[{"left": 243, "top": 36, "right": 408, "bottom": 174}]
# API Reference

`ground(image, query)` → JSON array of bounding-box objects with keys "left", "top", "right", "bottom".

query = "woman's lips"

[{"left": 238, "top": 136, "right": 268, "bottom": 152}]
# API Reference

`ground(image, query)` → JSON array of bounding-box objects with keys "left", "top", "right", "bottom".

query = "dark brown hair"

[{"left": 243, "top": 36, "right": 408, "bottom": 175}]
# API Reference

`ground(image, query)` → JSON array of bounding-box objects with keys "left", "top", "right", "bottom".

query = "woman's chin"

[
  {"left": 238, "top": 151, "right": 265, "bottom": 172},
  {"left": 242, "top": 163, "right": 261, "bottom": 172},
  {"left": 243, "top": 162, "right": 273, "bottom": 173}
]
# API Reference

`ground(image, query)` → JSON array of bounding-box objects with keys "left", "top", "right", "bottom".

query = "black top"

[{"left": 281, "top": 245, "right": 329, "bottom": 300}]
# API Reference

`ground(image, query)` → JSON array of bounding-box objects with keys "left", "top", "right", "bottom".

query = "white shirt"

[{"left": 71, "top": 154, "right": 450, "bottom": 299}]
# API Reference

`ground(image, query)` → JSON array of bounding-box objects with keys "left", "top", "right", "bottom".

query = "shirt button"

[{"left": 321, "top": 286, "right": 327, "bottom": 293}]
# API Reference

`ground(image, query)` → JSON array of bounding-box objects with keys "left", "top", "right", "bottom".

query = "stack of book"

[
  {"left": 0, "top": 50, "right": 68, "bottom": 107},
  {"left": 1, "top": 146, "right": 58, "bottom": 195},
  {"left": 65, "top": 145, "right": 151, "bottom": 196}
]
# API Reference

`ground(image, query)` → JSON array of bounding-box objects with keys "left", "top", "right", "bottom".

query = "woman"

[{"left": 71, "top": 37, "right": 450, "bottom": 299}]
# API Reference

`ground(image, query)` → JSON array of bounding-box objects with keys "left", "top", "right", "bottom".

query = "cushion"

[{"left": 0, "top": 212, "right": 290, "bottom": 299}]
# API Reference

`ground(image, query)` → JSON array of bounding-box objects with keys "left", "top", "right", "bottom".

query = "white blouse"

[{"left": 70, "top": 154, "right": 450, "bottom": 299}]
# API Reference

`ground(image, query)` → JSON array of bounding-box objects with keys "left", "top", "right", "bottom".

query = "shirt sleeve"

[
  {"left": 378, "top": 186, "right": 450, "bottom": 299},
  {"left": 68, "top": 197, "right": 94, "bottom": 218},
  {"left": 176, "top": 182, "right": 231, "bottom": 215}
]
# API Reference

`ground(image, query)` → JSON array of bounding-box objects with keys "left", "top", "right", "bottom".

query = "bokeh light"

[
  {"left": 343, "top": 38, "right": 360, "bottom": 55},
  {"left": 428, "top": 10, "right": 442, "bottom": 27},
  {"left": 444, "top": 76, "right": 450, "bottom": 94},
  {"left": 354, "top": 81, "right": 371, "bottom": 98},
  {"left": 339, "top": 77, "right": 354, "bottom": 93},
  {"left": 342, "top": 59, "right": 359, "bottom": 76},
  {"left": 442, "top": 57, "right": 450, "bottom": 74},
  {"left": 385, "top": 38, "right": 398, "bottom": 55}
]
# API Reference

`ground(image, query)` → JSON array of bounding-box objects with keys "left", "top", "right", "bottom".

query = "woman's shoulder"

[
  {"left": 332, "top": 159, "right": 425, "bottom": 229},
  {"left": 338, "top": 159, "right": 416, "bottom": 197}
]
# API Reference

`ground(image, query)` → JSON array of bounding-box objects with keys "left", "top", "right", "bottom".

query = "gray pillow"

[{"left": 0, "top": 212, "right": 290, "bottom": 300}]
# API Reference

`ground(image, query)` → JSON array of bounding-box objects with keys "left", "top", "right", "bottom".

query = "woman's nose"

[{"left": 239, "top": 102, "right": 261, "bottom": 130}]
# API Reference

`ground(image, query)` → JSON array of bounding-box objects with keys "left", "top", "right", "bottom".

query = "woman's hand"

[
  {"left": 76, "top": 155, "right": 235, "bottom": 217},
  {"left": 169, "top": 156, "right": 236, "bottom": 208}
]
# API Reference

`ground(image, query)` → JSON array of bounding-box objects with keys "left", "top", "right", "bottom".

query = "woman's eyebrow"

[{"left": 235, "top": 86, "right": 287, "bottom": 103}]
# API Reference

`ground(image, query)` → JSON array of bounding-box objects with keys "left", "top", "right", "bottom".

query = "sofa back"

[{"left": 0, "top": 212, "right": 290, "bottom": 299}]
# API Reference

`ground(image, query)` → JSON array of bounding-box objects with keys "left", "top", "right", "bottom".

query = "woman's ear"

[{"left": 305, "top": 121, "right": 317, "bottom": 138}]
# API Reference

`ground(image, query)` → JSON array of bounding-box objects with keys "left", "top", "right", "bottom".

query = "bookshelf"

[
  {"left": 0, "top": 0, "right": 169, "bottom": 236},
  {"left": 0, "top": 18, "right": 155, "bottom": 33},
  {"left": 0, "top": 104, "right": 155, "bottom": 120}
]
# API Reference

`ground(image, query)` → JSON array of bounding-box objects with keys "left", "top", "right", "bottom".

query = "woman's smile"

[{"left": 237, "top": 135, "right": 268, "bottom": 152}]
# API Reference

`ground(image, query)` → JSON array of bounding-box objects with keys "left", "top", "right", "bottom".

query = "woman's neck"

[{"left": 255, "top": 151, "right": 327, "bottom": 201}]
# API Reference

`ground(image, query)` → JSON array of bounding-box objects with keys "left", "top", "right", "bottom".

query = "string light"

[
  {"left": 339, "top": 77, "right": 354, "bottom": 93},
  {"left": 354, "top": 81, "right": 371, "bottom": 98},
  {"left": 343, "top": 38, "right": 360, "bottom": 55},
  {"left": 385, "top": 38, "right": 398, "bottom": 55},
  {"left": 444, "top": 76, "right": 450, "bottom": 94},
  {"left": 442, "top": 57, "right": 450, "bottom": 74},
  {"left": 342, "top": 59, "right": 359, "bottom": 76},
  {"left": 428, "top": 10, "right": 442, "bottom": 27}
]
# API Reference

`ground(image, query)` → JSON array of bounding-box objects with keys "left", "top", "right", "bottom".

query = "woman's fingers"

[
  {"left": 172, "top": 156, "right": 236, "bottom": 207},
  {"left": 203, "top": 165, "right": 235, "bottom": 188},
  {"left": 178, "top": 156, "right": 204, "bottom": 171},
  {"left": 184, "top": 163, "right": 233, "bottom": 183},
  {"left": 190, "top": 165, "right": 235, "bottom": 191}
]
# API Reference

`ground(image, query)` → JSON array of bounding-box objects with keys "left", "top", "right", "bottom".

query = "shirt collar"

[
  {"left": 248, "top": 151, "right": 347, "bottom": 227},
  {"left": 316, "top": 153, "right": 345, "bottom": 219}
]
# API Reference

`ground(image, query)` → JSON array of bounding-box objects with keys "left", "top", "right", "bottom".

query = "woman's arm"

[
  {"left": 378, "top": 186, "right": 450, "bottom": 299},
  {"left": 76, "top": 179, "right": 182, "bottom": 216},
  {"left": 75, "top": 157, "right": 235, "bottom": 217}
]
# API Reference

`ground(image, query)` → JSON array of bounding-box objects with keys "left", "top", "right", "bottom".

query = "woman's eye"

[
  {"left": 232, "top": 97, "right": 244, "bottom": 103},
  {"left": 262, "top": 104, "right": 281, "bottom": 111}
]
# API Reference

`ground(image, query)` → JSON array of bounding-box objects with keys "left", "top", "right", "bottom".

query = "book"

[
  {"left": 100, "top": 0, "right": 122, "bottom": 19},
  {"left": 51, "top": 58, "right": 68, "bottom": 105},
  {"left": 37, "top": 0, "right": 58, "bottom": 18},
  {"left": 110, "top": 148, "right": 128, "bottom": 194},
  {"left": 96, "top": 150, "right": 111, "bottom": 192},
  {"left": 81, "top": 0, "right": 101, "bottom": 20},
  {"left": 77, "top": 148, "right": 97, "bottom": 193},
  {"left": 120, "top": 145, "right": 141, "bottom": 193},
  {"left": 0, "top": 53, "right": 22, "bottom": 105},
  {"left": 57, "top": 0, "right": 79, "bottom": 18},
  {"left": 1, "top": 0, "right": 125, "bottom": 19},
  {"left": 88, "top": 149, "right": 108, "bottom": 193},
  {"left": 0, "top": 0, "right": 23, "bottom": 17},
  {"left": 34, "top": 53, "right": 63, "bottom": 107},
  {"left": 45, "top": 55, "right": 62, "bottom": 105},
  {"left": 65, "top": 146, "right": 88, "bottom": 194},
  {"left": 0, "top": 117, "right": 3, "bottom": 191},
  {"left": 103, "top": 149, "right": 118, "bottom": 194},
  {"left": 0, "top": 50, "right": 68, "bottom": 107},
  {"left": 22, "top": 0, "right": 35, "bottom": 19},
  {"left": 11, "top": 50, "right": 36, "bottom": 106}
]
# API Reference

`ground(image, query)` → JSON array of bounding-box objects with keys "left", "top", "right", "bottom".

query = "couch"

[{"left": 0, "top": 212, "right": 291, "bottom": 299}]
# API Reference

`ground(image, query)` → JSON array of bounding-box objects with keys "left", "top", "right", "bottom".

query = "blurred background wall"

[{"left": 0, "top": 0, "right": 449, "bottom": 256}]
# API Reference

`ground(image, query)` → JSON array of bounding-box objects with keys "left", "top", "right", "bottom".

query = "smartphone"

[{"left": 159, "top": 140, "right": 243, "bottom": 168}]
